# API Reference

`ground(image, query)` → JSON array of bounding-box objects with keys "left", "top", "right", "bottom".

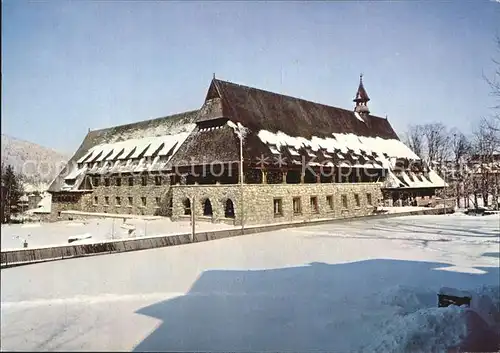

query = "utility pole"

[
  {"left": 190, "top": 196, "right": 195, "bottom": 242},
  {"left": 240, "top": 132, "right": 244, "bottom": 233},
  {"left": 237, "top": 125, "right": 247, "bottom": 234}
]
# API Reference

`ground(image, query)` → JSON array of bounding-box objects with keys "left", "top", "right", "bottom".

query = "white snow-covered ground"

[
  {"left": 1, "top": 207, "right": 432, "bottom": 250},
  {"left": 379, "top": 206, "right": 429, "bottom": 213},
  {"left": 1, "top": 213, "right": 499, "bottom": 352},
  {"left": 1, "top": 218, "right": 237, "bottom": 250}
]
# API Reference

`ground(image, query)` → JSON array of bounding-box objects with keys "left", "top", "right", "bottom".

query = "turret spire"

[
  {"left": 354, "top": 74, "right": 370, "bottom": 117},
  {"left": 354, "top": 74, "right": 370, "bottom": 103}
]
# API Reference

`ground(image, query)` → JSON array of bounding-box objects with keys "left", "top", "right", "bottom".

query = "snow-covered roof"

[
  {"left": 61, "top": 130, "right": 194, "bottom": 189},
  {"left": 398, "top": 171, "right": 440, "bottom": 188},
  {"left": 427, "top": 169, "right": 447, "bottom": 188},
  {"left": 64, "top": 166, "right": 87, "bottom": 180},
  {"left": 383, "top": 170, "right": 446, "bottom": 189},
  {"left": 384, "top": 170, "right": 406, "bottom": 189},
  {"left": 257, "top": 129, "right": 419, "bottom": 167},
  {"left": 49, "top": 108, "right": 200, "bottom": 193},
  {"left": 81, "top": 132, "right": 192, "bottom": 167},
  {"left": 354, "top": 112, "right": 365, "bottom": 123},
  {"left": 51, "top": 78, "right": 443, "bottom": 193},
  {"left": 28, "top": 193, "right": 52, "bottom": 214}
]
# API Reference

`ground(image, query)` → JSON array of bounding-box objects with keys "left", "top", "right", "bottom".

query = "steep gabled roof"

[
  {"left": 211, "top": 79, "right": 394, "bottom": 140},
  {"left": 48, "top": 110, "right": 199, "bottom": 192},
  {"left": 165, "top": 78, "right": 404, "bottom": 167},
  {"left": 49, "top": 77, "right": 431, "bottom": 193}
]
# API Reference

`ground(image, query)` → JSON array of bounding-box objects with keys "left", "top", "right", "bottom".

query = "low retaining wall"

[
  {"left": 59, "top": 210, "right": 161, "bottom": 221},
  {"left": 1, "top": 207, "right": 454, "bottom": 268}
]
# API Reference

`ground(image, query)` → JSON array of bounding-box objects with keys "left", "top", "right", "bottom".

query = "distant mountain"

[{"left": 1, "top": 134, "right": 70, "bottom": 191}]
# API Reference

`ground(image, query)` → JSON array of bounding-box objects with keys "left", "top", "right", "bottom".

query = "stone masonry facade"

[
  {"left": 49, "top": 174, "right": 174, "bottom": 221},
  {"left": 50, "top": 195, "right": 86, "bottom": 221},
  {"left": 171, "top": 183, "right": 383, "bottom": 226},
  {"left": 49, "top": 178, "right": 382, "bottom": 226},
  {"left": 86, "top": 174, "right": 173, "bottom": 216}
]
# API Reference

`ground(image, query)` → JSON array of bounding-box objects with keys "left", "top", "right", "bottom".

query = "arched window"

[
  {"left": 224, "top": 199, "right": 235, "bottom": 218},
  {"left": 183, "top": 198, "right": 191, "bottom": 215},
  {"left": 203, "top": 199, "right": 213, "bottom": 216}
]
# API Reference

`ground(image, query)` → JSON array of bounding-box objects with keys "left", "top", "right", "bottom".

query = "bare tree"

[
  {"left": 422, "top": 123, "right": 451, "bottom": 167},
  {"left": 402, "top": 123, "right": 477, "bottom": 207},
  {"left": 449, "top": 130, "right": 471, "bottom": 207},
  {"left": 451, "top": 130, "right": 471, "bottom": 164},
  {"left": 470, "top": 117, "right": 500, "bottom": 208},
  {"left": 403, "top": 125, "right": 424, "bottom": 158},
  {"left": 402, "top": 123, "right": 451, "bottom": 163}
]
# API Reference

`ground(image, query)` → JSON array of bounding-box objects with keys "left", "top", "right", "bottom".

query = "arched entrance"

[
  {"left": 183, "top": 198, "right": 191, "bottom": 215},
  {"left": 224, "top": 199, "right": 235, "bottom": 218},
  {"left": 203, "top": 198, "right": 213, "bottom": 216}
]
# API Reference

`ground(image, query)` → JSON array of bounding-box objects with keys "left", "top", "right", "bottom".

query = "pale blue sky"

[{"left": 2, "top": 1, "right": 499, "bottom": 154}]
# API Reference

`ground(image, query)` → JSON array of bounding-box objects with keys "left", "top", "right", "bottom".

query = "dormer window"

[
  {"left": 322, "top": 149, "right": 332, "bottom": 158},
  {"left": 268, "top": 144, "right": 280, "bottom": 155},
  {"left": 306, "top": 149, "right": 316, "bottom": 158}
]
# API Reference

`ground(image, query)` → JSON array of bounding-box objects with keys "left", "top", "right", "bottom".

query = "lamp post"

[
  {"left": 190, "top": 196, "right": 195, "bottom": 242},
  {"left": 236, "top": 124, "right": 248, "bottom": 233}
]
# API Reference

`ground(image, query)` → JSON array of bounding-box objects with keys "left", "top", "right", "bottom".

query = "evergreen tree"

[{"left": 1, "top": 164, "right": 23, "bottom": 223}]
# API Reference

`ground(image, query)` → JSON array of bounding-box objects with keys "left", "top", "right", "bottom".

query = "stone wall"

[
  {"left": 49, "top": 195, "right": 86, "bottom": 222},
  {"left": 50, "top": 177, "right": 382, "bottom": 226},
  {"left": 171, "top": 182, "right": 383, "bottom": 226},
  {"left": 171, "top": 184, "right": 241, "bottom": 224},
  {"left": 67, "top": 174, "right": 172, "bottom": 217},
  {"left": 245, "top": 183, "right": 382, "bottom": 225}
]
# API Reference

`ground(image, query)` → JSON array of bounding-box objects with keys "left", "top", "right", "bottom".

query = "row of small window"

[
  {"left": 80, "top": 155, "right": 171, "bottom": 170},
  {"left": 92, "top": 176, "right": 165, "bottom": 187},
  {"left": 53, "top": 195, "right": 78, "bottom": 202},
  {"left": 93, "top": 196, "right": 161, "bottom": 207},
  {"left": 273, "top": 193, "right": 373, "bottom": 216}
]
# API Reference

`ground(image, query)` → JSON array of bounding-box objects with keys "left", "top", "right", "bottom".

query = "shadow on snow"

[
  {"left": 482, "top": 252, "right": 500, "bottom": 259},
  {"left": 132, "top": 259, "right": 499, "bottom": 352},
  {"left": 371, "top": 219, "right": 500, "bottom": 238}
]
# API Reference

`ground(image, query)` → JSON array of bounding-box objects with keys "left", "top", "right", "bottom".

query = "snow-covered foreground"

[
  {"left": 1, "top": 213, "right": 499, "bottom": 352},
  {"left": 0, "top": 217, "right": 237, "bottom": 250},
  {"left": 1, "top": 207, "right": 448, "bottom": 250},
  {"left": 379, "top": 206, "right": 429, "bottom": 213}
]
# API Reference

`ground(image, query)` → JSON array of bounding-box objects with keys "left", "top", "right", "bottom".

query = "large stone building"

[{"left": 48, "top": 76, "right": 446, "bottom": 224}]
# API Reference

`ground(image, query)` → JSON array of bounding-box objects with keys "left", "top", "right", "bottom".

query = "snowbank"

[
  {"left": 364, "top": 305, "right": 467, "bottom": 353},
  {"left": 362, "top": 284, "right": 499, "bottom": 353}
]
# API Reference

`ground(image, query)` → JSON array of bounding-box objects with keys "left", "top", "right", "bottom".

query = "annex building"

[{"left": 48, "top": 76, "right": 446, "bottom": 225}]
